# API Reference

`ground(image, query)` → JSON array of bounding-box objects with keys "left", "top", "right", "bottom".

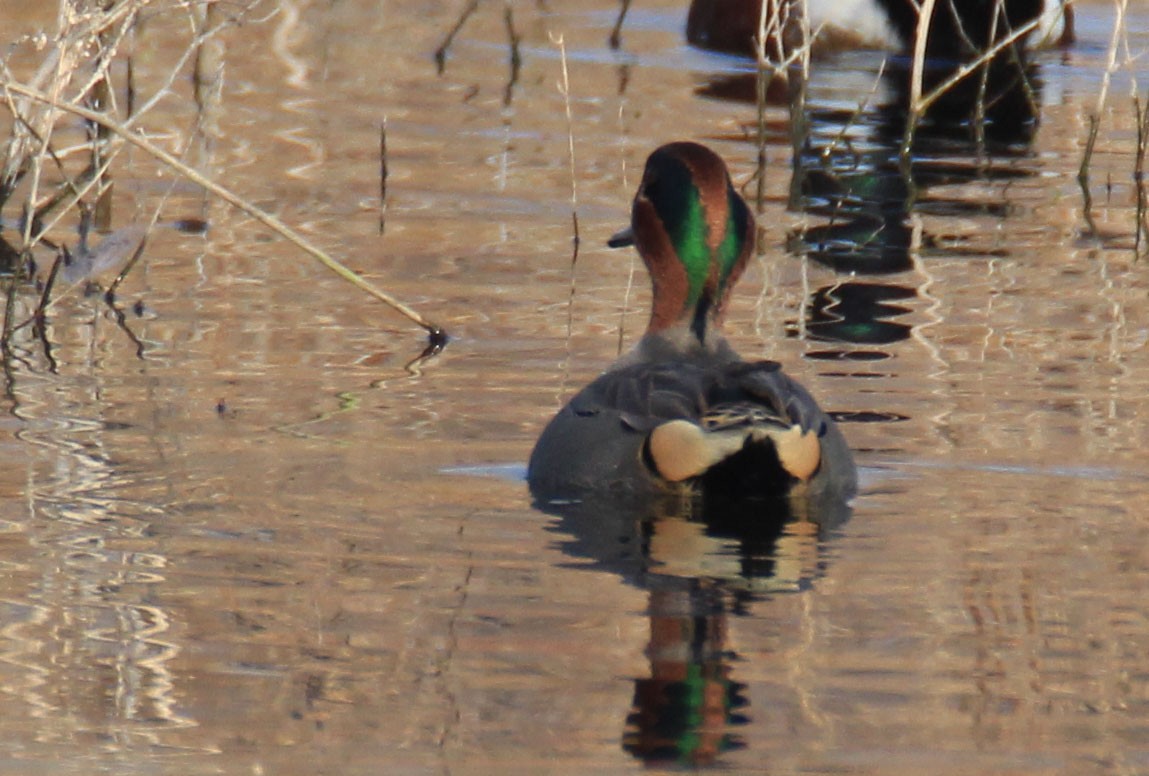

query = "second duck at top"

[
  {"left": 528, "top": 142, "right": 856, "bottom": 505},
  {"left": 687, "top": 0, "right": 1074, "bottom": 58}
]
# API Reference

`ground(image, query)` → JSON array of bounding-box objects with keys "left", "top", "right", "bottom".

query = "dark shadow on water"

[{"left": 535, "top": 489, "right": 850, "bottom": 767}]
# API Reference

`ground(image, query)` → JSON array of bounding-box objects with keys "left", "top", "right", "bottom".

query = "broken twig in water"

[
  {"left": 609, "top": 0, "right": 631, "bottom": 50},
  {"left": 503, "top": 3, "right": 522, "bottom": 107},
  {"left": 1, "top": 79, "right": 444, "bottom": 337}
]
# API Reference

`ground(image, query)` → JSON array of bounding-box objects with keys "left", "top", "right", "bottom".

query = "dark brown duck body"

[
  {"left": 528, "top": 142, "right": 856, "bottom": 503},
  {"left": 686, "top": 0, "right": 1073, "bottom": 58}
]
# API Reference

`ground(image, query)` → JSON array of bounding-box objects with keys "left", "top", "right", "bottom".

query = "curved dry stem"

[{"left": 1, "top": 79, "right": 444, "bottom": 336}]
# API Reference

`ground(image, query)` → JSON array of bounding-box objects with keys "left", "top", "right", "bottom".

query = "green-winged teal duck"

[{"left": 528, "top": 142, "right": 856, "bottom": 503}]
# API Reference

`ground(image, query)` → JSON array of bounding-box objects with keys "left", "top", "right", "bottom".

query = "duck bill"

[{"left": 607, "top": 225, "right": 634, "bottom": 248}]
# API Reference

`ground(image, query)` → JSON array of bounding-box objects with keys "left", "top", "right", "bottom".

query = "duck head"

[{"left": 614, "top": 142, "right": 756, "bottom": 349}]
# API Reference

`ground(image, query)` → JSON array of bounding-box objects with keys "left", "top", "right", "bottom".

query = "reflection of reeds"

[{"left": 0, "top": 0, "right": 443, "bottom": 342}]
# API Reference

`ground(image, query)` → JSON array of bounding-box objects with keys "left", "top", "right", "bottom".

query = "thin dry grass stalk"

[{"left": 549, "top": 32, "right": 581, "bottom": 350}]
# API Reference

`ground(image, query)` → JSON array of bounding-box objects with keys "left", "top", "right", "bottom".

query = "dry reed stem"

[
  {"left": 1, "top": 79, "right": 443, "bottom": 335},
  {"left": 551, "top": 33, "right": 579, "bottom": 259},
  {"left": 3, "top": 1, "right": 139, "bottom": 224},
  {"left": 907, "top": 0, "right": 937, "bottom": 114},
  {"left": 754, "top": 0, "right": 816, "bottom": 214},
  {"left": 753, "top": 0, "right": 814, "bottom": 83},
  {"left": 1079, "top": 0, "right": 1131, "bottom": 238}
]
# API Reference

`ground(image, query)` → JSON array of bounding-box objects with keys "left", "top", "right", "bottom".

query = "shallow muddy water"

[{"left": 1, "top": 1, "right": 1148, "bottom": 774}]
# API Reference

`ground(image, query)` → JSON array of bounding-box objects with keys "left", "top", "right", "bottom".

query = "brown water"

[{"left": 1, "top": 1, "right": 1148, "bottom": 773}]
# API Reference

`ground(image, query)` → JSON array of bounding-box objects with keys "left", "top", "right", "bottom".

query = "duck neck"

[{"left": 623, "top": 311, "right": 737, "bottom": 368}]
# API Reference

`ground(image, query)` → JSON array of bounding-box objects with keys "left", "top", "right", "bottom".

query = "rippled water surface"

[{"left": 1, "top": 1, "right": 1148, "bottom": 773}]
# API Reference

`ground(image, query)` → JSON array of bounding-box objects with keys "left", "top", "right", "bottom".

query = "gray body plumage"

[{"left": 528, "top": 336, "right": 856, "bottom": 502}]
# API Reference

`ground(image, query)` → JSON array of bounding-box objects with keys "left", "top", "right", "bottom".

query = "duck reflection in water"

[
  {"left": 539, "top": 488, "right": 850, "bottom": 766},
  {"left": 685, "top": 0, "right": 1068, "bottom": 357},
  {"left": 529, "top": 142, "right": 855, "bottom": 765}
]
